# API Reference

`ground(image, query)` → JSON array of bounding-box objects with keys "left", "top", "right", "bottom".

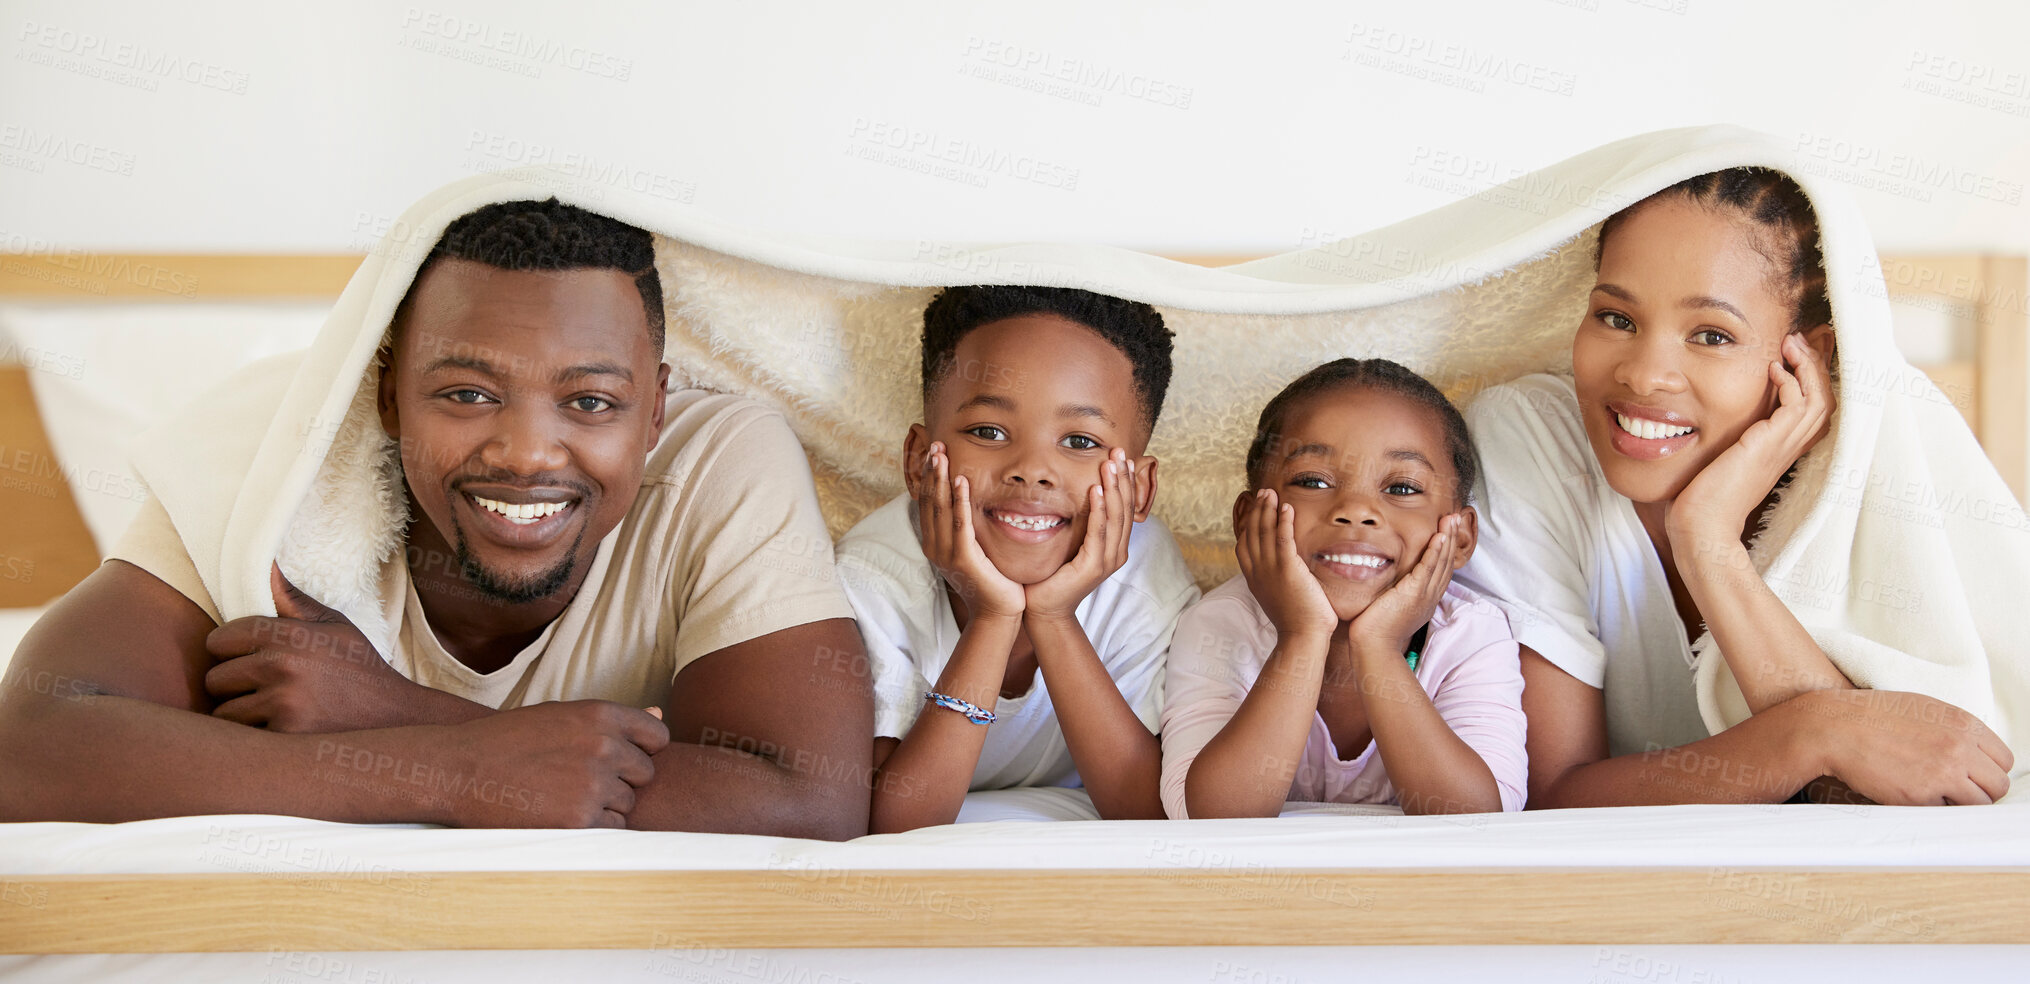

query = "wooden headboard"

[{"left": 3, "top": 252, "right": 2024, "bottom": 609}]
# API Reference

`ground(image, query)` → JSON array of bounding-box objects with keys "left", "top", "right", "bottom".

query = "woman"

[{"left": 1457, "top": 168, "right": 2014, "bottom": 808}]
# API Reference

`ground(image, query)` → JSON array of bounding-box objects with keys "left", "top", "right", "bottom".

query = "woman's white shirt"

[{"left": 1453, "top": 373, "right": 1709, "bottom": 758}]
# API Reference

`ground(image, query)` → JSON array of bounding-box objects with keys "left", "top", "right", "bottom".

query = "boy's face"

[
  {"left": 378, "top": 258, "right": 668, "bottom": 606},
  {"left": 906, "top": 313, "right": 1157, "bottom": 585},
  {"left": 1239, "top": 387, "right": 1476, "bottom": 622}
]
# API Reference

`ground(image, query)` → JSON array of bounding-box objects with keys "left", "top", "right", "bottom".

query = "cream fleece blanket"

[{"left": 129, "top": 124, "right": 2029, "bottom": 767}]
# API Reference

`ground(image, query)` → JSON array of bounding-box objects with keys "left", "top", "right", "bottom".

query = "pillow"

[{"left": 0, "top": 302, "right": 332, "bottom": 553}]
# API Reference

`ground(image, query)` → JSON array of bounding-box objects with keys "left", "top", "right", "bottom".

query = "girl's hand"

[
  {"left": 1346, "top": 513, "right": 1461, "bottom": 658},
  {"left": 1668, "top": 333, "right": 1833, "bottom": 551},
  {"left": 1235, "top": 489, "right": 1337, "bottom": 640},
  {"left": 917, "top": 442, "right": 1025, "bottom": 620},
  {"left": 1025, "top": 448, "right": 1136, "bottom": 622}
]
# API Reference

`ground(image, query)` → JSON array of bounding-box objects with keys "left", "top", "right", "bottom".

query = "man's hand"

[
  {"left": 432, "top": 700, "right": 670, "bottom": 828},
  {"left": 1807, "top": 689, "right": 2014, "bottom": 805},
  {"left": 1347, "top": 512, "right": 1461, "bottom": 658},
  {"left": 917, "top": 441, "right": 1026, "bottom": 620},
  {"left": 1235, "top": 488, "right": 1337, "bottom": 641},
  {"left": 1025, "top": 449, "right": 1136, "bottom": 623},
  {"left": 203, "top": 564, "right": 438, "bottom": 733}
]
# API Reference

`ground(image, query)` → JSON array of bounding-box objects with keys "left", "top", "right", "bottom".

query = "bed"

[{"left": 3, "top": 246, "right": 2028, "bottom": 978}]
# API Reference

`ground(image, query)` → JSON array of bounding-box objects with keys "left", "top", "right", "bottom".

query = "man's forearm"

[
  {"left": 625, "top": 739, "right": 870, "bottom": 840},
  {"left": 0, "top": 689, "right": 456, "bottom": 824}
]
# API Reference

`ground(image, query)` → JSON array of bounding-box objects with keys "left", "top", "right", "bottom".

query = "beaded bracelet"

[{"left": 924, "top": 690, "right": 996, "bottom": 725}]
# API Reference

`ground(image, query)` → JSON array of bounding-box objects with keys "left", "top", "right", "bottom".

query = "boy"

[{"left": 838, "top": 285, "right": 1199, "bottom": 831}]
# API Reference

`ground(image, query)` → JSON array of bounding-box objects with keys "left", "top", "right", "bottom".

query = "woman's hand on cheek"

[
  {"left": 1347, "top": 512, "right": 1460, "bottom": 658},
  {"left": 1666, "top": 332, "right": 1833, "bottom": 554},
  {"left": 917, "top": 442, "right": 1025, "bottom": 621},
  {"left": 1235, "top": 488, "right": 1338, "bottom": 641},
  {"left": 1026, "top": 450, "right": 1135, "bottom": 622}
]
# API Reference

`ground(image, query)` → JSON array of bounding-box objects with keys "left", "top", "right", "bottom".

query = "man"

[{"left": 0, "top": 199, "right": 873, "bottom": 838}]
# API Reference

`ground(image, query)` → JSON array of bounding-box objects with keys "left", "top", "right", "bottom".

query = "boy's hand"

[
  {"left": 918, "top": 442, "right": 1025, "bottom": 620},
  {"left": 1347, "top": 513, "right": 1461, "bottom": 659},
  {"left": 1236, "top": 488, "right": 1337, "bottom": 641},
  {"left": 204, "top": 565, "right": 437, "bottom": 733},
  {"left": 1026, "top": 448, "right": 1137, "bottom": 622},
  {"left": 434, "top": 700, "right": 670, "bottom": 828}
]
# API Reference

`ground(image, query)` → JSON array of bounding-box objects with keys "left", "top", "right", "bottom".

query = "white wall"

[{"left": 1, "top": 0, "right": 2026, "bottom": 255}]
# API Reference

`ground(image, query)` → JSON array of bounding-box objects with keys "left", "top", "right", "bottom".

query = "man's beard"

[{"left": 448, "top": 514, "right": 586, "bottom": 605}]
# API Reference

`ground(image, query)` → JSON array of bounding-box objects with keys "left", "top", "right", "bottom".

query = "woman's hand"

[
  {"left": 1668, "top": 332, "right": 1833, "bottom": 551},
  {"left": 1807, "top": 689, "right": 2013, "bottom": 806},
  {"left": 1235, "top": 489, "right": 1337, "bottom": 641},
  {"left": 916, "top": 442, "right": 1026, "bottom": 620}
]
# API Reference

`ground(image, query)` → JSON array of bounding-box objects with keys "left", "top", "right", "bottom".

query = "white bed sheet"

[{"left": 3, "top": 798, "right": 2024, "bottom": 879}]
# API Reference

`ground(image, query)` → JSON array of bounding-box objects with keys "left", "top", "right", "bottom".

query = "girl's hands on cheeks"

[
  {"left": 918, "top": 442, "right": 1025, "bottom": 620},
  {"left": 1347, "top": 512, "right": 1462, "bottom": 658},
  {"left": 1026, "top": 448, "right": 1137, "bottom": 621},
  {"left": 1236, "top": 488, "right": 1337, "bottom": 641},
  {"left": 1668, "top": 332, "right": 1833, "bottom": 549}
]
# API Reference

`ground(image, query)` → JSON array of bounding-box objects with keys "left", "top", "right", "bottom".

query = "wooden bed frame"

[
  {"left": 5, "top": 867, "right": 2029, "bottom": 951},
  {"left": 2, "top": 252, "right": 2026, "bottom": 954}
]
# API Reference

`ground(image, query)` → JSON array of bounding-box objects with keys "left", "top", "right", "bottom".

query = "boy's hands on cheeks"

[
  {"left": 916, "top": 442, "right": 1026, "bottom": 620},
  {"left": 1235, "top": 488, "right": 1337, "bottom": 641},
  {"left": 1348, "top": 513, "right": 1463, "bottom": 659},
  {"left": 1025, "top": 448, "right": 1137, "bottom": 623},
  {"left": 1667, "top": 331, "right": 1833, "bottom": 551}
]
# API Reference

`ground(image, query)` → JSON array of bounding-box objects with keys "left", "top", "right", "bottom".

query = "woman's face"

[{"left": 1572, "top": 196, "right": 1816, "bottom": 505}]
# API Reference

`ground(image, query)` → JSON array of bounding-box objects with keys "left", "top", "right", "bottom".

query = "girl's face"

[
  {"left": 1572, "top": 196, "right": 1827, "bottom": 505},
  {"left": 1242, "top": 386, "right": 1474, "bottom": 622}
]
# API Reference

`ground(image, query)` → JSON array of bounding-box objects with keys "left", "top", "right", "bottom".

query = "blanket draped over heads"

[{"left": 130, "top": 125, "right": 2029, "bottom": 769}]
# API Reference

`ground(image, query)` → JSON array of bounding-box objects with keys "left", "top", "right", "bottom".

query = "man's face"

[
  {"left": 905, "top": 313, "right": 1156, "bottom": 585},
  {"left": 378, "top": 258, "right": 668, "bottom": 605}
]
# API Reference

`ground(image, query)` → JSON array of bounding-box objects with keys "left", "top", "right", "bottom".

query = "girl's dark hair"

[
  {"left": 1245, "top": 358, "right": 1478, "bottom": 508},
  {"left": 1595, "top": 167, "right": 1831, "bottom": 331}
]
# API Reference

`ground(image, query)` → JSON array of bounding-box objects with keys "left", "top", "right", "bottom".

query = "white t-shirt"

[
  {"left": 111, "top": 390, "right": 856, "bottom": 710},
  {"left": 836, "top": 494, "right": 1200, "bottom": 791},
  {"left": 1453, "top": 373, "right": 1708, "bottom": 758}
]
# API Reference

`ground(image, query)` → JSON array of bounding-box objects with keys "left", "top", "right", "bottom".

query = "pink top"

[{"left": 1159, "top": 576, "right": 1528, "bottom": 817}]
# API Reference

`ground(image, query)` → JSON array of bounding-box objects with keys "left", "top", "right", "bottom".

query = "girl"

[
  {"left": 1456, "top": 168, "right": 2013, "bottom": 808},
  {"left": 1161, "top": 359, "right": 1526, "bottom": 818}
]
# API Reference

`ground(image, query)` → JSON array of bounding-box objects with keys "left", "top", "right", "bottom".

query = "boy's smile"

[{"left": 907, "top": 312, "right": 1155, "bottom": 585}]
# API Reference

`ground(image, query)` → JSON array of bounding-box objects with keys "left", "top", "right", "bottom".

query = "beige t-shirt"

[{"left": 109, "top": 390, "right": 855, "bottom": 710}]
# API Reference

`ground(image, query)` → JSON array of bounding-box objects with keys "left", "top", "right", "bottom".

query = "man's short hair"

[
  {"left": 402, "top": 198, "right": 664, "bottom": 350},
  {"left": 919, "top": 285, "right": 1173, "bottom": 432}
]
